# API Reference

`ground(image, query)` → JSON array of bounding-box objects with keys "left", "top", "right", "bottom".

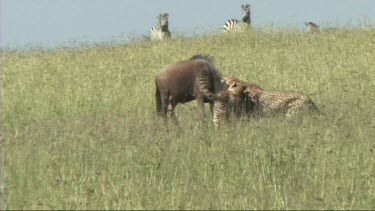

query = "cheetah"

[
  {"left": 212, "top": 81, "right": 248, "bottom": 127},
  {"left": 221, "top": 76, "right": 263, "bottom": 116},
  {"left": 244, "top": 85, "right": 320, "bottom": 118},
  {"left": 211, "top": 76, "right": 264, "bottom": 127}
]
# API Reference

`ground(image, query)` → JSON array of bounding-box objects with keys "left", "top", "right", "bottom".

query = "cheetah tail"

[{"left": 310, "top": 102, "right": 325, "bottom": 116}]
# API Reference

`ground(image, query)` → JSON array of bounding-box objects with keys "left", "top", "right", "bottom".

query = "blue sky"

[{"left": 2, "top": 0, "right": 375, "bottom": 48}]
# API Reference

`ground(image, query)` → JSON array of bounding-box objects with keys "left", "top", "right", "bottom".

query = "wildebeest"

[
  {"left": 305, "top": 22, "right": 340, "bottom": 34},
  {"left": 305, "top": 21, "right": 320, "bottom": 33},
  {"left": 155, "top": 54, "right": 224, "bottom": 124}
]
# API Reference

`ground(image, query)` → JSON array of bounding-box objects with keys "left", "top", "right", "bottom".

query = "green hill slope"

[{"left": 2, "top": 29, "right": 375, "bottom": 209}]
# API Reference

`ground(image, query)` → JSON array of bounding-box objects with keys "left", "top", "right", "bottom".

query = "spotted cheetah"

[
  {"left": 210, "top": 76, "right": 264, "bottom": 127},
  {"left": 244, "top": 85, "right": 320, "bottom": 117},
  {"left": 212, "top": 81, "right": 248, "bottom": 127},
  {"left": 222, "top": 76, "right": 263, "bottom": 116}
]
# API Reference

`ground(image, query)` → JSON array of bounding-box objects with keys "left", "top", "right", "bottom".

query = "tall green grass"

[{"left": 2, "top": 28, "right": 375, "bottom": 209}]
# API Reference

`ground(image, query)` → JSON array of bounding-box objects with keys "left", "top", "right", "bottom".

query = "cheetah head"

[{"left": 221, "top": 76, "right": 243, "bottom": 89}]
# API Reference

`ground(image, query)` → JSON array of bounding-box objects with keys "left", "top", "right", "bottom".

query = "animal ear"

[{"left": 164, "top": 13, "right": 169, "bottom": 17}]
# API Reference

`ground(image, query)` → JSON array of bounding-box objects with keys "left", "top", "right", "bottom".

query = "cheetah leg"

[
  {"left": 209, "top": 102, "right": 214, "bottom": 115},
  {"left": 286, "top": 100, "right": 304, "bottom": 118},
  {"left": 213, "top": 104, "right": 228, "bottom": 128},
  {"left": 213, "top": 110, "right": 221, "bottom": 128},
  {"left": 212, "top": 103, "right": 220, "bottom": 128}
]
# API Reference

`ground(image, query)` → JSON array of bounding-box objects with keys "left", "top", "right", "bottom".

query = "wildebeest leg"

[
  {"left": 169, "top": 101, "right": 179, "bottom": 126},
  {"left": 209, "top": 102, "right": 214, "bottom": 115},
  {"left": 155, "top": 84, "right": 163, "bottom": 115},
  {"left": 160, "top": 93, "right": 170, "bottom": 124}
]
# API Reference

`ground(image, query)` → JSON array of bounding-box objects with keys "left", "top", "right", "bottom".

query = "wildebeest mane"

[
  {"left": 193, "top": 54, "right": 224, "bottom": 93},
  {"left": 189, "top": 54, "right": 221, "bottom": 80},
  {"left": 189, "top": 54, "right": 214, "bottom": 64}
]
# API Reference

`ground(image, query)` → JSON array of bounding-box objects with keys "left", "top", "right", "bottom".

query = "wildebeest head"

[
  {"left": 222, "top": 76, "right": 259, "bottom": 115},
  {"left": 243, "top": 83, "right": 263, "bottom": 105},
  {"left": 228, "top": 81, "right": 247, "bottom": 99},
  {"left": 227, "top": 80, "right": 248, "bottom": 116}
]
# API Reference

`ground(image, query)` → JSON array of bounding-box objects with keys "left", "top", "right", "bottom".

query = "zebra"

[
  {"left": 305, "top": 22, "right": 320, "bottom": 33},
  {"left": 223, "top": 4, "right": 251, "bottom": 33},
  {"left": 150, "top": 13, "right": 171, "bottom": 41}
]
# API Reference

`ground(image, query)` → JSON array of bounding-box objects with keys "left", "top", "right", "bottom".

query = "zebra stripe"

[
  {"left": 150, "top": 27, "right": 171, "bottom": 40},
  {"left": 150, "top": 13, "right": 171, "bottom": 41},
  {"left": 222, "top": 4, "right": 251, "bottom": 33},
  {"left": 223, "top": 19, "right": 249, "bottom": 33},
  {"left": 150, "top": 26, "right": 168, "bottom": 40}
]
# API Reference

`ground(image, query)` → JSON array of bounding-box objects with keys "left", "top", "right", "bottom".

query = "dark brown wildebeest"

[
  {"left": 305, "top": 21, "right": 320, "bottom": 33},
  {"left": 155, "top": 54, "right": 224, "bottom": 124}
]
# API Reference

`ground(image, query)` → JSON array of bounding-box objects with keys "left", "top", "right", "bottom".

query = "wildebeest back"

[{"left": 156, "top": 59, "right": 219, "bottom": 103}]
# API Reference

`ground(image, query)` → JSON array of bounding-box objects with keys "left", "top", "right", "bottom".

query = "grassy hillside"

[{"left": 2, "top": 28, "right": 375, "bottom": 209}]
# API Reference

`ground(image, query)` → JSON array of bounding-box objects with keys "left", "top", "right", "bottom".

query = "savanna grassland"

[{"left": 1, "top": 28, "right": 375, "bottom": 209}]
